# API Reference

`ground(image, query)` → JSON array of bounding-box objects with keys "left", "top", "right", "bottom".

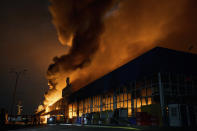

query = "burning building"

[
  {"left": 41, "top": 47, "right": 197, "bottom": 127},
  {"left": 36, "top": 0, "right": 197, "bottom": 126},
  {"left": 43, "top": 0, "right": 197, "bottom": 109}
]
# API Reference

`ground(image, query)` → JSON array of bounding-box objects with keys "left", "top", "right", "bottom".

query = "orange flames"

[{"left": 38, "top": 0, "right": 197, "bottom": 112}]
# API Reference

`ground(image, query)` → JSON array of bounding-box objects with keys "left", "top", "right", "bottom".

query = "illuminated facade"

[
  {"left": 51, "top": 47, "right": 197, "bottom": 126},
  {"left": 68, "top": 79, "right": 154, "bottom": 118}
]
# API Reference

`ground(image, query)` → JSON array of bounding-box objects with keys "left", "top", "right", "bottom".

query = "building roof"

[{"left": 69, "top": 47, "right": 197, "bottom": 101}]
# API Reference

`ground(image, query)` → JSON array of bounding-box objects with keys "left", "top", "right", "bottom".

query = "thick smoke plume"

[
  {"left": 44, "top": 0, "right": 115, "bottom": 106},
  {"left": 44, "top": 0, "right": 197, "bottom": 106}
]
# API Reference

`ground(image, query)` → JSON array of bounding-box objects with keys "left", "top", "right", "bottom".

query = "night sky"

[
  {"left": 1, "top": 0, "right": 197, "bottom": 115},
  {"left": 0, "top": 0, "right": 65, "bottom": 114}
]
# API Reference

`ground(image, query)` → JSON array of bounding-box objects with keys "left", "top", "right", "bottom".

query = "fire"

[
  {"left": 41, "top": 115, "right": 50, "bottom": 124},
  {"left": 45, "top": 106, "right": 50, "bottom": 113},
  {"left": 37, "top": 105, "right": 44, "bottom": 113},
  {"left": 43, "top": 80, "right": 65, "bottom": 107},
  {"left": 38, "top": 0, "right": 197, "bottom": 113}
]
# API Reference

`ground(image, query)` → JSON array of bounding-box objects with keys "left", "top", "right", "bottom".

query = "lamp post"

[{"left": 10, "top": 69, "right": 27, "bottom": 122}]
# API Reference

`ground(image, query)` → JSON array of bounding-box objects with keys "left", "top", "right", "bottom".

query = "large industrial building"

[{"left": 42, "top": 47, "right": 197, "bottom": 127}]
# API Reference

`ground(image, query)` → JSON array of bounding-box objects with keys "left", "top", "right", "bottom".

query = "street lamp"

[{"left": 10, "top": 69, "right": 27, "bottom": 121}]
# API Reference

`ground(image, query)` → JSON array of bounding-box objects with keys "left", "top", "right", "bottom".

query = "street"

[
  {"left": 6, "top": 124, "right": 197, "bottom": 131},
  {"left": 8, "top": 125, "right": 139, "bottom": 131}
]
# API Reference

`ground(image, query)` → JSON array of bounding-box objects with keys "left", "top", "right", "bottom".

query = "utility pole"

[{"left": 10, "top": 69, "right": 27, "bottom": 122}]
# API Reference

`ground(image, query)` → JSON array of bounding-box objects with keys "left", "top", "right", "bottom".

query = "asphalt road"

[
  {"left": 7, "top": 124, "right": 142, "bottom": 131},
  {"left": 6, "top": 124, "right": 197, "bottom": 131}
]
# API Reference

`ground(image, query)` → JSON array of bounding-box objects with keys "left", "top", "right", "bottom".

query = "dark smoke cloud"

[
  {"left": 47, "top": 0, "right": 115, "bottom": 76},
  {"left": 43, "top": 0, "right": 115, "bottom": 106}
]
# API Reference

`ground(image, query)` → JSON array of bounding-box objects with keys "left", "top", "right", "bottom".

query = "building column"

[
  {"left": 83, "top": 100, "right": 85, "bottom": 114},
  {"left": 158, "top": 72, "right": 167, "bottom": 126},
  {"left": 113, "top": 89, "right": 117, "bottom": 111},
  {"left": 90, "top": 97, "right": 93, "bottom": 113},
  {"left": 130, "top": 82, "right": 135, "bottom": 117},
  {"left": 77, "top": 100, "right": 79, "bottom": 117},
  {"left": 100, "top": 96, "right": 103, "bottom": 112}
]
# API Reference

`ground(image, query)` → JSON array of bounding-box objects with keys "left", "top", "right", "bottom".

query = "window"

[
  {"left": 93, "top": 96, "right": 100, "bottom": 112},
  {"left": 128, "top": 93, "right": 132, "bottom": 117},
  {"left": 171, "top": 85, "right": 177, "bottom": 95},
  {"left": 68, "top": 103, "right": 77, "bottom": 118},
  {"left": 117, "top": 93, "right": 128, "bottom": 109},
  {"left": 84, "top": 98, "right": 91, "bottom": 113},
  {"left": 161, "top": 73, "right": 169, "bottom": 83},
  {"left": 128, "top": 100, "right": 132, "bottom": 117},
  {"left": 147, "top": 88, "right": 152, "bottom": 96},
  {"left": 141, "top": 98, "right": 146, "bottom": 106},
  {"left": 147, "top": 97, "right": 152, "bottom": 105},
  {"left": 171, "top": 107, "right": 177, "bottom": 117},
  {"left": 102, "top": 94, "right": 113, "bottom": 111},
  {"left": 141, "top": 88, "right": 146, "bottom": 97},
  {"left": 137, "top": 98, "right": 141, "bottom": 108},
  {"left": 79, "top": 101, "right": 83, "bottom": 117},
  {"left": 73, "top": 103, "right": 77, "bottom": 117}
]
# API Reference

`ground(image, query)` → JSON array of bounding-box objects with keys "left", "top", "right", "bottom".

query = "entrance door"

[
  {"left": 168, "top": 104, "right": 181, "bottom": 127},
  {"left": 180, "top": 105, "right": 188, "bottom": 126}
]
